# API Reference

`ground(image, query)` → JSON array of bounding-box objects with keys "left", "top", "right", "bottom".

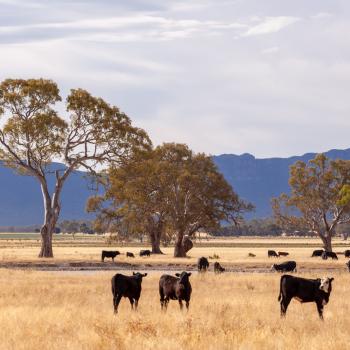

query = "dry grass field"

[
  {"left": 0, "top": 235, "right": 349, "bottom": 272},
  {"left": 0, "top": 269, "right": 349, "bottom": 350},
  {"left": 0, "top": 236, "right": 349, "bottom": 349}
]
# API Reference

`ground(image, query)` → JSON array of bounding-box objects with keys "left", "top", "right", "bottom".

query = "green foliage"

[
  {"left": 272, "top": 153, "right": 350, "bottom": 250},
  {"left": 213, "top": 218, "right": 283, "bottom": 236},
  {"left": 88, "top": 143, "right": 253, "bottom": 254},
  {"left": 0, "top": 78, "right": 151, "bottom": 257}
]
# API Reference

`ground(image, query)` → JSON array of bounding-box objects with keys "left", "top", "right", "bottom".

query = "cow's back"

[
  {"left": 159, "top": 275, "right": 179, "bottom": 299},
  {"left": 112, "top": 274, "right": 140, "bottom": 298}
]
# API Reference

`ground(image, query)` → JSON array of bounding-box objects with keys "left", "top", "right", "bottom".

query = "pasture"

[
  {"left": 0, "top": 235, "right": 349, "bottom": 272},
  {"left": 0, "top": 236, "right": 350, "bottom": 349},
  {"left": 0, "top": 270, "right": 349, "bottom": 350}
]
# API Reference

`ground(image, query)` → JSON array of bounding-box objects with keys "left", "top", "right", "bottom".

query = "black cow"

[
  {"left": 159, "top": 271, "right": 192, "bottom": 311},
  {"left": 311, "top": 249, "right": 324, "bottom": 257},
  {"left": 322, "top": 251, "right": 338, "bottom": 260},
  {"left": 197, "top": 257, "right": 209, "bottom": 272},
  {"left": 111, "top": 272, "right": 147, "bottom": 314},
  {"left": 268, "top": 250, "right": 279, "bottom": 258},
  {"left": 344, "top": 250, "right": 350, "bottom": 258},
  {"left": 278, "top": 274, "right": 334, "bottom": 319},
  {"left": 101, "top": 250, "right": 120, "bottom": 262},
  {"left": 126, "top": 252, "right": 135, "bottom": 258},
  {"left": 248, "top": 253, "right": 256, "bottom": 257},
  {"left": 346, "top": 260, "right": 350, "bottom": 272},
  {"left": 271, "top": 261, "right": 297, "bottom": 273},
  {"left": 214, "top": 262, "right": 225, "bottom": 273},
  {"left": 278, "top": 251, "right": 289, "bottom": 257},
  {"left": 139, "top": 249, "right": 151, "bottom": 257}
]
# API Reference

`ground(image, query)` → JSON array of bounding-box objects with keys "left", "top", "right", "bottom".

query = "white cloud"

[
  {"left": 261, "top": 46, "right": 280, "bottom": 55},
  {"left": 1, "top": 1, "right": 350, "bottom": 158},
  {"left": 243, "top": 16, "right": 300, "bottom": 37},
  {"left": 311, "top": 12, "right": 333, "bottom": 20}
]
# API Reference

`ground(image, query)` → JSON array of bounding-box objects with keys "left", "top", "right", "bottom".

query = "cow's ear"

[
  {"left": 133, "top": 272, "right": 136, "bottom": 275},
  {"left": 143, "top": 273, "right": 148, "bottom": 277},
  {"left": 330, "top": 277, "right": 334, "bottom": 282},
  {"left": 175, "top": 273, "right": 180, "bottom": 277},
  {"left": 187, "top": 273, "right": 192, "bottom": 276}
]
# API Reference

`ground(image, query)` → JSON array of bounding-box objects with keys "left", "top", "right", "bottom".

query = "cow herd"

[
  {"left": 101, "top": 249, "right": 150, "bottom": 262},
  {"left": 104, "top": 248, "right": 349, "bottom": 320}
]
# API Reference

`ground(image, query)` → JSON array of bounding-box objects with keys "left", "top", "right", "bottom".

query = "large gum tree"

[
  {"left": 89, "top": 143, "right": 253, "bottom": 257},
  {"left": 0, "top": 78, "right": 150, "bottom": 257},
  {"left": 272, "top": 154, "right": 350, "bottom": 252}
]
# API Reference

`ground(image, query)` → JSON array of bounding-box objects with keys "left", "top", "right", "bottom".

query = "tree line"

[
  {"left": 2, "top": 79, "right": 350, "bottom": 256},
  {"left": 0, "top": 79, "right": 252, "bottom": 257}
]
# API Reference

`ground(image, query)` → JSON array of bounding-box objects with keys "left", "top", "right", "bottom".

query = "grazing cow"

[
  {"left": 346, "top": 260, "right": 350, "bottom": 272},
  {"left": 101, "top": 250, "right": 120, "bottom": 262},
  {"left": 197, "top": 257, "right": 209, "bottom": 272},
  {"left": 268, "top": 250, "right": 279, "bottom": 258},
  {"left": 271, "top": 261, "right": 297, "bottom": 273},
  {"left": 126, "top": 252, "right": 135, "bottom": 258},
  {"left": 248, "top": 253, "right": 256, "bottom": 257},
  {"left": 111, "top": 272, "right": 147, "bottom": 314},
  {"left": 344, "top": 250, "right": 350, "bottom": 258},
  {"left": 214, "top": 262, "right": 225, "bottom": 273},
  {"left": 321, "top": 251, "right": 338, "bottom": 260},
  {"left": 139, "top": 249, "right": 151, "bottom": 257},
  {"left": 311, "top": 249, "right": 324, "bottom": 257},
  {"left": 278, "top": 274, "right": 334, "bottom": 319},
  {"left": 159, "top": 271, "right": 192, "bottom": 311},
  {"left": 278, "top": 251, "right": 289, "bottom": 257}
]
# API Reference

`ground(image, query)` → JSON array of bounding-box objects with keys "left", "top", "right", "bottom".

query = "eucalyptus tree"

[
  {"left": 89, "top": 143, "right": 253, "bottom": 257},
  {"left": 87, "top": 150, "right": 169, "bottom": 254},
  {"left": 157, "top": 144, "right": 253, "bottom": 257},
  {"left": 0, "top": 78, "right": 150, "bottom": 257},
  {"left": 272, "top": 154, "right": 350, "bottom": 252}
]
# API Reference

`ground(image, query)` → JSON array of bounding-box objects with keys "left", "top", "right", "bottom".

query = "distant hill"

[
  {"left": 213, "top": 148, "right": 350, "bottom": 218},
  {"left": 1, "top": 148, "right": 350, "bottom": 225}
]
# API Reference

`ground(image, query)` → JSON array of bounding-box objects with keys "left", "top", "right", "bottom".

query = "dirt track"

[{"left": 0, "top": 261, "right": 347, "bottom": 274}]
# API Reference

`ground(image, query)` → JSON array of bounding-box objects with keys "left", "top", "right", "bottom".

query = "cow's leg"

[
  {"left": 128, "top": 297, "right": 134, "bottom": 310},
  {"left": 179, "top": 299, "right": 183, "bottom": 310},
  {"left": 280, "top": 297, "right": 291, "bottom": 318},
  {"left": 112, "top": 257, "right": 114, "bottom": 262},
  {"left": 113, "top": 294, "right": 122, "bottom": 314},
  {"left": 316, "top": 301, "right": 324, "bottom": 320},
  {"left": 185, "top": 300, "right": 190, "bottom": 311},
  {"left": 164, "top": 297, "right": 169, "bottom": 311},
  {"left": 160, "top": 289, "right": 165, "bottom": 310},
  {"left": 134, "top": 299, "right": 139, "bottom": 310}
]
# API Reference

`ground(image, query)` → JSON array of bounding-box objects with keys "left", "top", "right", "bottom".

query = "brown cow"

[{"left": 159, "top": 271, "right": 192, "bottom": 311}]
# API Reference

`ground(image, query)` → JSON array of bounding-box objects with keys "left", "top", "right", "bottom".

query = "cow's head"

[
  {"left": 175, "top": 271, "right": 192, "bottom": 284},
  {"left": 132, "top": 272, "right": 148, "bottom": 280},
  {"left": 319, "top": 277, "right": 334, "bottom": 294},
  {"left": 271, "top": 264, "right": 276, "bottom": 270}
]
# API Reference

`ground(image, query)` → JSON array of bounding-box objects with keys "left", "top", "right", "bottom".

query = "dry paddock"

[{"left": 0, "top": 269, "right": 349, "bottom": 350}]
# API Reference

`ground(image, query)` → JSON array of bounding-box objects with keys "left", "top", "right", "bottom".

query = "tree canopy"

[
  {"left": 88, "top": 143, "right": 253, "bottom": 257},
  {"left": 272, "top": 154, "right": 350, "bottom": 251},
  {"left": 0, "top": 78, "right": 151, "bottom": 257}
]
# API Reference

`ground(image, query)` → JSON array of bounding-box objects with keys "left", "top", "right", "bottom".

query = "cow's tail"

[{"left": 278, "top": 276, "right": 284, "bottom": 302}]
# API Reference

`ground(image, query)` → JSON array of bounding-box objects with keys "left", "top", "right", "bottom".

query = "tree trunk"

[
  {"left": 39, "top": 224, "right": 53, "bottom": 258},
  {"left": 150, "top": 231, "right": 163, "bottom": 254},
  {"left": 174, "top": 234, "right": 193, "bottom": 257},
  {"left": 320, "top": 232, "right": 332, "bottom": 252}
]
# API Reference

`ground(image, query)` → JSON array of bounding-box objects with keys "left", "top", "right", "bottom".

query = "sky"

[{"left": 0, "top": 0, "right": 350, "bottom": 158}]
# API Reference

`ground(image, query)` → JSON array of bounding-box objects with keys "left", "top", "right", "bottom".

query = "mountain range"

[{"left": 1, "top": 148, "right": 350, "bottom": 226}]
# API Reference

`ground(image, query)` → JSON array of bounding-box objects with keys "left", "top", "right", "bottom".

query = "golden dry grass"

[
  {"left": 0, "top": 269, "right": 349, "bottom": 350},
  {"left": 0, "top": 243, "right": 349, "bottom": 272}
]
